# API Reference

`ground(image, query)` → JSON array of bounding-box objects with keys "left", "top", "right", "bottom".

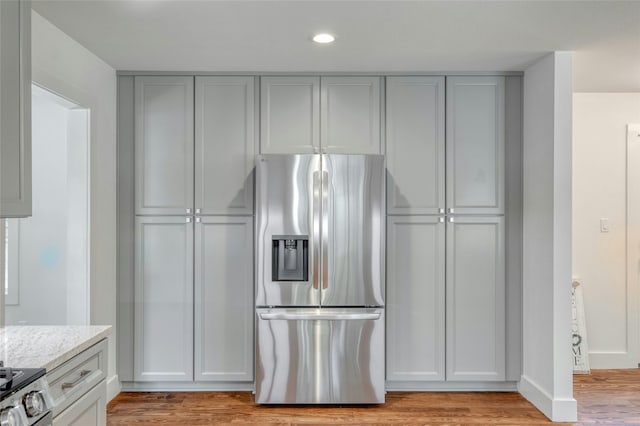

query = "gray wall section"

[
  {"left": 117, "top": 75, "right": 135, "bottom": 381},
  {"left": 505, "top": 75, "right": 523, "bottom": 381}
]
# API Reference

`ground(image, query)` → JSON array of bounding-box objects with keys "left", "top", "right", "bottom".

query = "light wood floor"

[{"left": 107, "top": 369, "right": 640, "bottom": 425}]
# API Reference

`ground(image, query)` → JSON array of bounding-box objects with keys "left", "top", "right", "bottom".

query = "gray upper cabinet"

[
  {"left": 194, "top": 216, "right": 253, "bottom": 382},
  {"left": 260, "top": 76, "right": 381, "bottom": 154},
  {"left": 446, "top": 76, "right": 505, "bottom": 215},
  {"left": 446, "top": 216, "right": 505, "bottom": 381},
  {"left": 195, "top": 76, "right": 255, "bottom": 215},
  {"left": 135, "top": 76, "right": 194, "bottom": 215},
  {"left": 134, "top": 216, "right": 194, "bottom": 382},
  {"left": 321, "top": 76, "right": 381, "bottom": 154},
  {"left": 260, "top": 76, "right": 320, "bottom": 154},
  {"left": 387, "top": 216, "right": 445, "bottom": 382},
  {"left": 386, "top": 76, "right": 444, "bottom": 215},
  {"left": 0, "top": 0, "right": 31, "bottom": 217}
]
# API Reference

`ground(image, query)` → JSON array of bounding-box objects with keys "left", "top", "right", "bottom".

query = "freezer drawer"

[{"left": 255, "top": 308, "right": 385, "bottom": 404}]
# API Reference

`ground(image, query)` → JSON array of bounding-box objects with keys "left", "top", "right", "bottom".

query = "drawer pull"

[{"left": 61, "top": 370, "right": 91, "bottom": 390}]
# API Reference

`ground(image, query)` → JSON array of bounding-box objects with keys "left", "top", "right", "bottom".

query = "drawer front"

[
  {"left": 48, "top": 339, "right": 107, "bottom": 418},
  {"left": 53, "top": 380, "right": 106, "bottom": 426}
]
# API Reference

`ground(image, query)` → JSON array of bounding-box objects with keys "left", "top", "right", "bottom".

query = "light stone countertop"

[{"left": 0, "top": 325, "right": 111, "bottom": 372}]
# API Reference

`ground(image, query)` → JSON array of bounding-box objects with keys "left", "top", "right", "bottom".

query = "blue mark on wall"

[{"left": 40, "top": 246, "right": 62, "bottom": 268}]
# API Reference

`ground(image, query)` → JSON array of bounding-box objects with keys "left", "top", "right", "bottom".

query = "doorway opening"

[{"left": 4, "top": 84, "right": 90, "bottom": 325}]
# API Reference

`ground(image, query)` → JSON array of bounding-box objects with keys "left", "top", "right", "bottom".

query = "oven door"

[{"left": 255, "top": 308, "right": 385, "bottom": 404}]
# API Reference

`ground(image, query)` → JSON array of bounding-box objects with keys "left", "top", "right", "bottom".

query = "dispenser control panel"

[{"left": 272, "top": 236, "right": 309, "bottom": 281}]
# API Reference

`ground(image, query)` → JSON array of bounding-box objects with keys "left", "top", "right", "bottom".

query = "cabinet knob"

[
  {"left": 186, "top": 217, "right": 192, "bottom": 223},
  {"left": 195, "top": 217, "right": 201, "bottom": 223},
  {"left": 186, "top": 208, "right": 192, "bottom": 214},
  {"left": 439, "top": 208, "right": 445, "bottom": 214},
  {"left": 195, "top": 208, "right": 201, "bottom": 214},
  {"left": 448, "top": 208, "right": 454, "bottom": 214},
  {"left": 448, "top": 217, "right": 454, "bottom": 223},
  {"left": 438, "top": 217, "right": 445, "bottom": 223}
]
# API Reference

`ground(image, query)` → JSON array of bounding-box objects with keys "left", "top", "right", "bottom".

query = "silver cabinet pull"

[
  {"left": 195, "top": 217, "right": 201, "bottom": 223},
  {"left": 439, "top": 208, "right": 445, "bottom": 214},
  {"left": 195, "top": 208, "right": 201, "bottom": 214},
  {"left": 186, "top": 208, "right": 192, "bottom": 214},
  {"left": 439, "top": 217, "right": 445, "bottom": 223},
  {"left": 449, "top": 217, "right": 454, "bottom": 223},
  {"left": 186, "top": 217, "right": 192, "bottom": 223},
  {"left": 313, "top": 147, "right": 320, "bottom": 154},
  {"left": 61, "top": 370, "right": 91, "bottom": 390},
  {"left": 448, "top": 208, "right": 454, "bottom": 214}
]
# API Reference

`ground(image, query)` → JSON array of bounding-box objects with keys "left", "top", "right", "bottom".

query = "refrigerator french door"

[{"left": 255, "top": 154, "right": 385, "bottom": 404}]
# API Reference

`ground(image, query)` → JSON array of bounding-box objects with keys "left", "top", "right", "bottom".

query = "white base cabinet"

[
  {"left": 49, "top": 340, "right": 107, "bottom": 426},
  {"left": 54, "top": 382, "right": 106, "bottom": 426}
]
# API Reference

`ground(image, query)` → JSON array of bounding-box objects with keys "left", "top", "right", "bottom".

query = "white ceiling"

[{"left": 32, "top": 0, "right": 640, "bottom": 92}]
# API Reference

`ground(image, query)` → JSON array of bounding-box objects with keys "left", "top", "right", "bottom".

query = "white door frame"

[{"left": 626, "top": 124, "right": 640, "bottom": 367}]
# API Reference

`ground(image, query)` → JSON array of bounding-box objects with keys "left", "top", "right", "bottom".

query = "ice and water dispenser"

[{"left": 272, "top": 236, "right": 308, "bottom": 281}]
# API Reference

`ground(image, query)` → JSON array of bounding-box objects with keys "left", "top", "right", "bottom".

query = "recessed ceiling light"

[{"left": 313, "top": 33, "right": 335, "bottom": 44}]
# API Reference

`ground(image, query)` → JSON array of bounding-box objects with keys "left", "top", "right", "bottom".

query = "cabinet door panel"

[
  {"left": 135, "top": 76, "right": 194, "bottom": 215},
  {"left": 446, "top": 76, "right": 504, "bottom": 214},
  {"left": 0, "top": 0, "right": 31, "bottom": 217},
  {"left": 134, "top": 217, "right": 193, "bottom": 381},
  {"left": 194, "top": 216, "right": 253, "bottom": 382},
  {"left": 387, "top": 216, "right": 445, "bottom": 381},
  {"left": 321, "top": 76, "right": 381, "bottom": 154},
  {"left": 386, "top": 76, "right": 444, "bottom": 214},
  {"left": 53, "top": 381, "right": 106, "bottom": 426},
  {"left": 446, "top": 216, "right": 505, "bottom": 381},
  {"left": 196, "top": 76, "right": 255, "bottom": 215},
  {"left": 260, "top": 76, "right": 319, "bottom": 154}
]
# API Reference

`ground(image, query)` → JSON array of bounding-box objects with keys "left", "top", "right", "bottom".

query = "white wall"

[
  {"left": 519, "top": 52, "right": 576, "bottom": 422},
  {"left": 30, "top": 11, "right": 118, "bottom": 400},
  {"left": 5, "top": 92, "right": 70, "bottom": 325},
  {"left": 573, "top": 93, "right": 640, "bottom": 368}
]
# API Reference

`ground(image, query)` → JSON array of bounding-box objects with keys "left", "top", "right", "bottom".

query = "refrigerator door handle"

[
  {"left": 321, "top": 169, "right": 329, "bottom": 290},
  {"left": 312, "top": 170, "right": 321, "bottom": 291},
  {"left": 259, "top": 312, "right": 381, "bottom": 321}
]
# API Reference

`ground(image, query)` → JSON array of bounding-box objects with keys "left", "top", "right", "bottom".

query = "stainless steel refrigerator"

[{"left": 255, "top": 154, "right": 385, "bottom": 404}]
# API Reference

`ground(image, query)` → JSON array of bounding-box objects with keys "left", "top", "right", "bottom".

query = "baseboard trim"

[
  {"left": 106, "top": 375, "right": 121, "bottom": 402},
  {"left": 386, "top": 381, "right": 518, "bottom": 391},
  {"left": 121, "top": 381, "right": 254, "bottom": 392},
  {"left": 518, "top": 375, "right": 577, "bottom": 422}
]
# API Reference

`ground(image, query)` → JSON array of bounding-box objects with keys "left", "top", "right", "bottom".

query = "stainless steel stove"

[{"left": 0, "top": 367, "right": 53, "bottom": 426}]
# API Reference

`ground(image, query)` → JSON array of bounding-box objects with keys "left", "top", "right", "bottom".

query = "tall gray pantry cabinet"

[
  {"left": 119, "top": 76, "right": 255, "bottom": 387},
  {"left": 385, "top": 76, "right": 521, "bottom": 387}
]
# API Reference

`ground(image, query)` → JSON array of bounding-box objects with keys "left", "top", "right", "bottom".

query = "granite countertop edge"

[{"left": 0, "top": 325, "right": 112, "bottom": 372}]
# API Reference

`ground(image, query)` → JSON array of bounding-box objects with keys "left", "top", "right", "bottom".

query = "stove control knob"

[
  {"left": 23, "top": 390, "right": 48, "bottom": 417},
  {"left": 0, "top": 405, "right": 28, "bottom": 426}
]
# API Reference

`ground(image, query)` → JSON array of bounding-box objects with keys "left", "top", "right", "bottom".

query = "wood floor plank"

[{"left": 107, "top": 369, "right": 640, "bottom": 425}]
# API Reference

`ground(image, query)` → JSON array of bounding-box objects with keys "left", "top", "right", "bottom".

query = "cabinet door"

[
  {"left": 386, "top": 76, "right": 444, "bottom": 215},
  {"left": 134, "top": 216, "right": 193, "bottom": 381},
  {"left": 53, "top": 381, "right": 106, "bottom": 426},
  {"left": 195, "top": 76, "right": 255, "bottom": 215},
  {"left": 321, "top": 76, "right": 381, "bottom": 154},
  {"left": 194, "top": 216, "right": 253, "bottom": 382},
  {"left": 135, "top": 76, "right": 194, "bottom": 215},
  {"left": 387, "top": 216, "right": 445, "bottom": 382},
  {"left": 260, "top": 76, "right": 319, "bottom": 154},
  {"left": 0, "top": 0, "right": 31, "bottom": 217},
  {"left": 446, "top": 76, "right": 504, "bottom": 214},
  {"left": 446, "top": 216, "right": 505, "bottom": 381}
]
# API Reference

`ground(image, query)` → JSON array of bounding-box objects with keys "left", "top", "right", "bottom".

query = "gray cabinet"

[
  {"left": 386, "top": 216, "right": 445, "bottom": 381},
  {"left": 194, "top": 216, "right": 253, "bottom": 382},
  {"left": 134, "top": 216, "right": 194, "bottom": 382},
  {"left": 260, "top": 76, "right": 381, "bottom": 154},
  {"left": 321, "top": 76, "right": 381, "bottom": 154},
  {"left": 446, "top": 76, "right": 505, "bottom": 215},
  {"left": 196, "top": 76, "right": 256, "bottom": 215},
  {"left": 260, "top": 76, "right": 320, "bottom": 154},
  {"left": 0, "top": 0, "right": 31, "bottom": 217},
  {"left": 53, "top": 380, "right": 106, "bottom": 426},
  {"left": 135, "top": 76, "right": 194, "bottom": 215},
  {"left": 386, "top": 76, "right": 445, "bottom": 215},
  {"left": 446, "top": 216, "right": 505, "bottom": 381}
]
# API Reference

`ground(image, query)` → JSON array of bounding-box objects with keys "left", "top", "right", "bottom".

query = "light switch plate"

[{"left": 600, "top": 218, "right": 610, "bottom": 233}]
